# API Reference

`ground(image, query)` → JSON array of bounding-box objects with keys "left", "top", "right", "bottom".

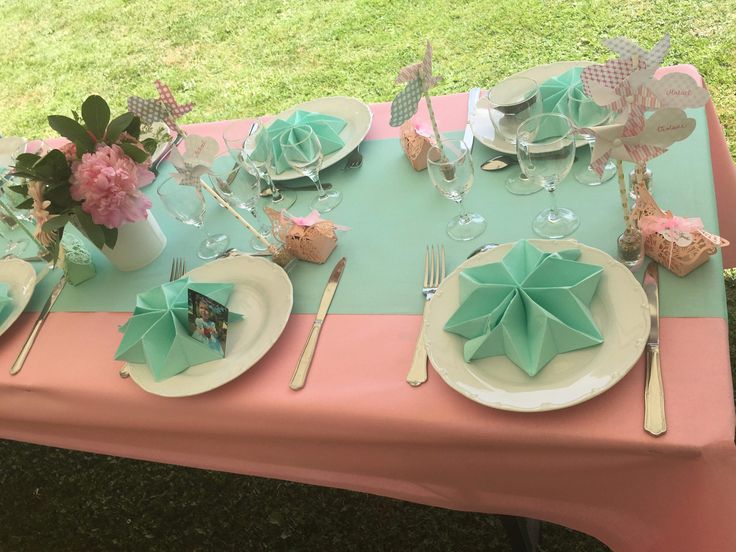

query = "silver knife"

[
  {"left": 10, "top": 275, "right": 67, "bottom": 375},
  {"left": 463, "top": 87, "right": 481, "bottom": 152},
  {"left": 643, "top": 262, "right": 666, "bottom": 436},
  {"left": 290, "top": 257, "right": 346, "bottom": 390}
]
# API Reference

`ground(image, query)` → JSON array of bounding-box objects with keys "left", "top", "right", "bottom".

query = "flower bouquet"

[{"left": 8, "top": 95, "right": 159, "bottom": 263}]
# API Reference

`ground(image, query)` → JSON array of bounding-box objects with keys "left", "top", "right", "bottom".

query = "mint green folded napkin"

[
  {"left": 62, "top": 235, "right": 96, "bottom": 286},
  {"left": 0, "top": 283, "right": 12, "bottom": 324},
  {"left": 540, "top": 67, "right": 609, "bottom": 127},
  {"left": 115, "top": 277, "right": 244, "bottom": 382},
  {"left": 267, "top": 110, "right": 347, "bottom": 174},
  {"left": 444, "top": 240, "right": 604, "bottom": 377}
]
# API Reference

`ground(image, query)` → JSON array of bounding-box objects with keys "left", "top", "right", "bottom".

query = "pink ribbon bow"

[
  {"left": 287, "top": 210, "right": 350, "bottom": 231},
  {"left": 639, "top": 214, "right": 704, "bottom": 268}
]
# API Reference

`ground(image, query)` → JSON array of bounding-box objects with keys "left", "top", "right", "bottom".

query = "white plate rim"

[
  {"left": 267, "top": 95, "right": 373, "bottom": 181},
  {"left": 470, "top": 60, "right": 594, "bottom": 154},
  {"left": 0, "top": 258, "right": 37, "bottom": 337},
  {"left": 424, "top": 239, "right": 650, "bottom": 412},
  {"left": 126, "top": 255, "right": 293, "bottom": 397}
]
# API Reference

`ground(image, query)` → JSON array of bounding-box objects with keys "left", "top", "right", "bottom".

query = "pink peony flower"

[
  {"left": 69, "top": 144, "right": 153, "bottom": 228},
  {"left": 58, "top": 142, "right": 77, "bottom": 163}
]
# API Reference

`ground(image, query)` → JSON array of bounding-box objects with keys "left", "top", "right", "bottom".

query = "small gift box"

[
  {"left": 399, "top": 120, "right": 434, "bottom": 171},
  {"left": 631, "top": 184, "right": 729, "bottom": 277},
  {"left": 265, "top": 208, "right": 347, "bottom": 264}
]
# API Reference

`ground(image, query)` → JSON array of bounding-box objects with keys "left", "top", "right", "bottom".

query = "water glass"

[
  {"left": 566, "top": 88, "right": 615, "bottom": 186},
  {"left": 427, "top": 139, "right": 486, "bottom": 241},
  {"left": 516, "top": 114, "right": 578, "bottom": 239},
  {"left": 157, "top": 175, "right": 229, "bottom": 260},
  {"left": 487, "top": 77, "right": 543, "bottom": 195}
]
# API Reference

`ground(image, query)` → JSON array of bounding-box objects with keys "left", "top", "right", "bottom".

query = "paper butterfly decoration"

[
  {"left": 604, "top": 34, "right": 670, "bottom": 67},
  {"left": 169, "top": 135, "right": 219, "bottom": 187},
  {"left": 390, "top": 41, "right": 443, "bottom": 127},
  {"left": 581, "top": 108, "right": 695, "bottom": 175},
  {"left": 127, "top": 80, "right": 194, "bottom": 134}
]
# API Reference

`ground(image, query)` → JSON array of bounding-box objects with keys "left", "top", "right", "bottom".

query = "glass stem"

[
  {"left": 312, "top": 173, "right": 327, "bottom": 199},
  {"left": 586, "top": 137, "right": 596, "bottom": 171},
  {"left": 245, "top": 199, "right": 271, "bottom": 236},
  {"left": 547, "top": 186, "right": 560, "bottom": 222},
  {"left": 455, "top": 198, "right": 470, "bottom": 223},
  {"left": 262, "top": 171, "right": 283, "bottom": 202}
]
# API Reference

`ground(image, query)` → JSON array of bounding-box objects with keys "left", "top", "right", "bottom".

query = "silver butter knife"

[
  {"left": 463, "top": 88, "right": 481, "bottom": 153},
  {"left": 290, "top": 257, "right": 346, "bottom": 390},
  {"left": 10, "top": 275, "right": 66, "bottom": 375},
  {"left": 643, "top": 262, "right": 666, "bottom": 436}
]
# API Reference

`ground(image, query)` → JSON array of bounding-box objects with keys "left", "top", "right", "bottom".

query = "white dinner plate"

[
  {"left": 267, "top": 96, "right": 373, "bottom": 181},
  {"left": 126, "top": 255, "right": 293, "bottom": 397},
  {"left": 470, "top": 61, "right": 593, "bottom": 154},
  {"left": 424, "top": 240, "right": 650, "bottom": 412},
  {"left": 0, "top": 258, "right": 37, "bottom": 337}
]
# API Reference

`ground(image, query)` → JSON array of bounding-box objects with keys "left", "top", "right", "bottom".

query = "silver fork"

[
  {"left": 343, "top": 145, "right": 363, "bottom": 169},
  {"left": 406, "top": 245, "right": 445, "bottom": 386},
  {"left": 119, "top": 257, "right": 186, "bottom": 379}
]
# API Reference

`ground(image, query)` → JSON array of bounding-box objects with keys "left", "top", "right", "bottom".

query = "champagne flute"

[
  {"left": 427, "top": 138, "right": 486, "bottom": 241},
  {"left": 280, "top": 125, "right": 342, "bottom": 213},
  {"left": 516, "top": 113, "right": 578, "bottom": 239},
  {"left": 157, "top": 175, "right": 229, "bottom": 260},
  {"left": 566, "top": 88, "right": 615, "bottom": 185},
  {"left": 222, "top": 120, "right": 295, "bottom": 210},
  {"left": 205, "top": 159, "right": 274, "bottom": 252},
  {"left": 487, "top": 77, "right": 543, "bottom": 195}
]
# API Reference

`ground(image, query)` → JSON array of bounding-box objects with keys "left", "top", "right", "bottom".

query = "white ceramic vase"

[{"left": 101, "top": 212, "right": 167, "bottom": 271}]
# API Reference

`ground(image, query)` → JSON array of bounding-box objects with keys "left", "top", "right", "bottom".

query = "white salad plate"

[
  {"left": 0, "top": 258, "right": 37, "bottom": 337},
  {"left": 268, "top": 96, "right": 373, "bottom": 181},
  {"left": 127, "top": 255, "right": 293, "bottom": 397},
  {"left": 424, "top": 239, "right": 650, "bottom": 412},
  {"left": 470, "top": 61, "right": 593, "bottom": 154}
]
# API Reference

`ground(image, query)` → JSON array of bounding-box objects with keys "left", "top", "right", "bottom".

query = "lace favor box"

[
  {"left": 265, "top": 208, "right": 341, "bottom": 264},
  {"left": 631, "top": 184, "right": 729, "bottom": 277},
  {"left": 399, "top": 120, "right": 433, "bottom": 171}
]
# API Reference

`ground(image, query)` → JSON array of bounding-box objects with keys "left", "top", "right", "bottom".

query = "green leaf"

[
  {"left": 141, "top": 137, "right": 158, "bottom": 156},
  {"left": 8, "top": 184, "right": 28, "bottom": 195},
  {"left": 106, "top": 112, "right": 134, "bottom": 144},
  {"left": 42, "top": 213, "right": 72, "bottom": 233},
  {"left": 14, "top": 153, "right": 40, "bottom": 169},
  {"left": 33, "top": 149, "right": 71, "bottom": 181},
  {"left": 81, "top": 95, "right": 111, "bottom": 141},
  {"left": 125, "top": 116, "right": 141, "bottom": 139},
  {"left": 119, "top": 142, "right": 149, "bottom": 163},
  {"left": 74, "top": 208, "right": 105, "bottom": 248},
  {"left": 15, "top": 198, "right": 34, "bottom": 210},
  {"left": 48, "top": 115, "right": 95, "bottom": 154},
  {"left": 103, "top": 226, "right": 118, "bottom": 249}
]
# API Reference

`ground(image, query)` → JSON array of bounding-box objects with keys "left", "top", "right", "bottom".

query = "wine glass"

[
  {"left": 280, "top": 125, "right": 342, "bottom": 213},
  {"left": 427, "top": 138, "right": 486, "bottom": 241},
  {"left": 566, "top": 88, "right": 616, "bottom": 186},
  {"left": 157, "top": 175, "right": 229, "bottom": 260},
  {"left": 487, "top": 77, "right": 543, "bottom": 195},
  {"left": 204, "top": 158, "right": 274, "bottom": 252},
  {"left": 516, "top": 113, "right": 578, "bottom": 239},
  {"left": 222, "top": 120, "right": 296, "bottom": 210}
]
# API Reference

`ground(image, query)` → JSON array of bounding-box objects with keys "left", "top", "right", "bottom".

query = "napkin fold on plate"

[
  {"left": 115, "top": 277, "right": 243, "bottom": 382},
  {"left": 0, "top": 283, "right": 12, "bottom": 324},
  {"left": 444, "top": 240, "right": 604, "bottom": 377},
  {"left": 267, "top": 110, "right": 347, "bottom": 174},
  {"left": 540, "top": 67, "right": 608, "bottom": 127}
]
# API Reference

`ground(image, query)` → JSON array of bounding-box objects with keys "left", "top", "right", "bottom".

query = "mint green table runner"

[{"left": 28, "top": 106, "right": 724, "bottom": 319}]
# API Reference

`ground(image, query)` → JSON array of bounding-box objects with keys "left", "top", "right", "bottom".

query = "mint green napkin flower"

[
  {"left": 267, "top": 110, "right": 347, "bottom": 174},
  {"left": 540, "top": 67, "right": 608, "bottom": 127},
  {"left": 115, "top": 277, "right": 244, "bottom": 382},
  {"left": 444, "top": 240, "right": 604, "bottom": 377},
  {"left": 0, "top": 283, "right": 12, "bottom": 325}
]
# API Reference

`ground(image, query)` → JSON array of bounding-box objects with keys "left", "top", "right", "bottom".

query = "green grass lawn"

[
  {"left": 0, "top": 0, "right": 734, "bottom": 157},
  {"left": 1, "top": 1, "right": 734, "bottom": 550}
]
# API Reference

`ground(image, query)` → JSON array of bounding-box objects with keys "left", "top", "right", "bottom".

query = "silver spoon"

[
  {"left": 480, "top": 155, "right": 517, "bottom": 172},
  {"left": 467, "top": 243, "right": 500, "bottom": 259}
]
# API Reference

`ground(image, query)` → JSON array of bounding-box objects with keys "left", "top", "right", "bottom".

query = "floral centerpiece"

[{"left": 9, "top": 95, "right": 158, "bottom": 263}]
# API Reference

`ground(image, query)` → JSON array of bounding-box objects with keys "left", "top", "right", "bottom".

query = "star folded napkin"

[
  {"left": 267, "top": 110, "right": 347, "bottom": 174},
  {"left": 444, "top": 240, "right": 604, "bottom": 377},
  {"left": 0, "top": 283, "right": 12, "bottom": 324},
  {"left": 114, "top": 277, "right": 243, "bottom": 382},
  {"left": 540, "top": 67, "right": 607, "bottom": 127}
]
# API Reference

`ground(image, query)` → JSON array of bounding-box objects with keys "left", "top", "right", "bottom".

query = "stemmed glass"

[
  {"left": 222, "top": 120, "right": 296, "bottom": 210},
  {"left": 566, "top": 88, "right": 615, "bottom": 185},
  {"left": 487, "top": 77, "right": 543, "bottom": 195},
  {"left": 427, "top": 138, "right": 486, "bottom": 241},
  {"left": 157, "top": 175, "right": 229, "bottom": 260},
  {"left": 205, "top": 158, "right": 274, "bottom": 252},
  {"left": 516, "top": 113, "right": 578, "bottom": 239},
  {"left": 280, "top": 125, "right": 342, "bottom": 213}
]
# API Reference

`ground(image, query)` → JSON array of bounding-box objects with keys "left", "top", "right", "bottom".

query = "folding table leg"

[{"left": 498, "top": 515, "right": 541, "bottom": 552}]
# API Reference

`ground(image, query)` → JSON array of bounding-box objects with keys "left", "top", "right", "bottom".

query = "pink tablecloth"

[{"left": 1, "top": 65, "right": 735, "bottom": 551}]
